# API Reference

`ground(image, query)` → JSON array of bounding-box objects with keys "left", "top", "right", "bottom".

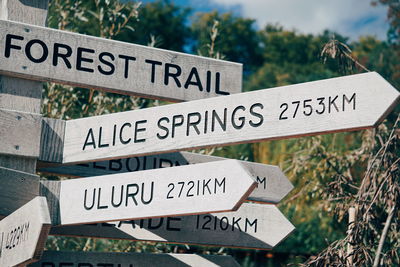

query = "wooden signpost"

[
  {"left": 47, "top": 160, "right": 256, "bottom": 225},
  {"left": 0, "top": 197, "right": 51, "bottom": 267},
  {"left": 0, "top": 19, "right": 242, "bottom": 102},
  {"left": 38, "top": 151, "right": 293, "bottom": 204},
  {"left": 50, "top": 203, "right": 294, "bottom": 250},
  {"left": 28, "top": 251, "right": 241, "bottom": 267},
  {"left": 49, "top": 72, "right": 399, "bottom": 164}
]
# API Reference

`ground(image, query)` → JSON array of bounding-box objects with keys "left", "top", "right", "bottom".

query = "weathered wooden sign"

[
  {"left": 38, "top": 151, "right": 293, "bottom": 204},
  {"left": 28, "top": 251, "right": 241, "bottom": 267},
  {"left": 51, "top": 203, "right": 294, "bottom": 250},
  {"left": 0, "top": 19, "right": 242, "bottom": 102},
  {"left": 0, "top": 197, "right": 51, "bottom": 267},
  {"left": 53, "top": 160, "right": 256, "bottom": 225},
  {"left": 55, "top": 72, "right": 399, "bottom": 164}
]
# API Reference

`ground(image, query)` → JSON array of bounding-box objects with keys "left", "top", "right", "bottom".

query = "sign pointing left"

[
  {"left": 44, "top": 159, "right": 256, "bottom": 225},
  {"left": 0, "top": 197, "right": 51, "bottom": 267}
]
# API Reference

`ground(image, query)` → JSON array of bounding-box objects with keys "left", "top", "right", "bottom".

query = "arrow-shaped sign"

[
  {"left": 44, "top": 159, "right": 256, "bottom": 225},
  {"left": 38, "top": 151, "right": 293, "bottom": 204},
  {"left": 28, "top": 251, "right": 241, "bottom": 267},
  {"left": 57, "top": 72, "right": 399, "bottom": 164},
  {"left": 50, "top": 203, "right": 294, "bottom": 250},
  {"left": 0, "top": 197, "right": 51, "bottom": 267},
  {"left": 0, "top": 19, "right": 242, "bottom": 102}
]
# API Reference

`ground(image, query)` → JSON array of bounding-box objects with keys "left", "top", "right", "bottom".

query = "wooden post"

[{"left": 0, "top": 0, "right": 49, "bottom": 217}]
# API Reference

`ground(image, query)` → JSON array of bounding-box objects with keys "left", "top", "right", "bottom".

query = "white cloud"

[{"left": 211, "top": 0, "right": 389, "bottom": 40}]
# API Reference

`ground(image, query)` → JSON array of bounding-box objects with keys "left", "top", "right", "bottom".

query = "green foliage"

[{"left": 191, "top": 11, "right": 263, "bottom": 72}]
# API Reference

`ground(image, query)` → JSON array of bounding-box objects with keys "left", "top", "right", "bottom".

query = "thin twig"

[{"left": 373, "top": 204, "right": 396, "bottom": 267}]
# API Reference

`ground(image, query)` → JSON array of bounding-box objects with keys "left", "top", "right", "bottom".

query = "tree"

[{"left": 191, "top": 11, "right": 263, "bottom": 73}]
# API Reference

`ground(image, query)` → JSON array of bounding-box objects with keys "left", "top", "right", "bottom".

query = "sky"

[{"left": 140, "top": 0, "right": 390, "bottom": 41}]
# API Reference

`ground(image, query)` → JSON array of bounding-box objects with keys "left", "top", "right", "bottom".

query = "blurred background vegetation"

[{"left": 43, "top": 0, "right": 399, "bottom": 266}]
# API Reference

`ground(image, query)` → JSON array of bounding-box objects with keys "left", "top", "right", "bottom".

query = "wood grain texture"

[
  {"left": 0, "top": 108, "right": 41, "bottom": 157},
  {"left": 56, "top": 160, "right": 256, "bottom": 225},
  {"left": 62, "top": 72, "right": 400, "bottom": 164},
  {"left": 39, "top": 181, "right": 60, "bottom": 226},
  {"left": 0, "top": 19, "right": 242, "bottom": 102},
  {"left": 39, "top": 118, "right": 65, "bottom": 163},
  {"left": 28, "top": 251, "right": 241, "bottom": 267},
  {"left": 0, "top": 196, "right": 51, "bottom": 267},
  {"left": 0, "top": 166, "right": 39, "bottom": 218},
  {"left": 38, "top": 151, "right": 293, "bottom": 204},
  {"left": 51, "top": 203, "right": 295, "bottom": 250}
]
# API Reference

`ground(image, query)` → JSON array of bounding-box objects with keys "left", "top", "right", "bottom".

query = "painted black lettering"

[
  {"left": 159, "top": 158, "right": 173, "bottom": 168},
  {"left": 177, "top": 181, "right": 185, "bottom": 197},
  {"left": 256, "top": 176, "right": 266, "bottom": 189},
  {"left": 279, "top": 103, "right": 288, "bottom": 120},
  {"left": 111, "top": 185, "right": 123, "bottom": 207},
  {"left": 141, "top": 182, "right": 154, "bottom": 204},
  {"left": 214, "top": 177, "right": 226, "bottom": 193},
  {"left": 231, "top": 217, "right": 242, "bottom": 231},
  {"left": 184, "top": 67, "right": 203, "bottom": 91},
  {"left": 329, "top": 95, "right": 339, "bottom": 113},
  {"left": 4, "top": 34, "right": 23, "bottom": 58},
  {"left": 203, "top": 179, "right": 211, "bottom": 195},
  {"left": 164, "top": 63, "right": 182, "bottom": 87},
  {"left": 245, "top": 218, "right": 258, "bottom": 233},
  {"left": 249, "top": 103, "right": 264, "bottom": 127},
  {"left": 53, "top": 43, "right": 72, "bottom": 68},
  {"left": 98, "top": 126, "right": 109, "bottom": 148},
  {"left": 211, "top": 108, "right": 227, "bottom": 132},
  {"left": 93, "top": 161, "right": 106, "bottom": 170},
  {"left": 214, "top": 72, "right": 229, "bottom": 95},
  {"left": 292, "top": 101, "right": 300, "bottom": 118},
  {"left": 303, "top": 99, "right": 313, "bottom": 116},
  {"left": 147, "top": 218, "right": 163, "bottom": 229},
  {"left": 125, "top": 184, "right": 139, "bottom": 206},
  {"left": 118, "top": 54, "right": 136, "bottom": 79},
  {"left": 25, "top": 39, "right": 48, "bottom": 63},
  {"left": 109, "top": 159, "right": 122, "bottom": 171},
  {"left": 157, "top": 117, "right": 170, "bottom": 140},
  {"left": 172, "top": 114, "right": 184, "bottom": 138},
  {"left": 126, "top": 157, "right": 140, "bottom": 172},
  {"left": 98, "top": 52, "right": 115, "bottom": 75},
  {"left": 97, "top": 188, "right": 108, "bottom": 209},
  {"left": 166, "top": 217, "right": 181, "bottom": 231},
  {"left": 187, "top": 181, "right": 195, "bottom": 197},
  {"left": 76, "top": 47, "right": 95, "bottom": 73},
  {"left": 316, "top": 97, "right": 326, "bottom": 114},
  {"left": 220, "top": 216, "right": 229, "bottom": 230},
  {"left": 145, "top": 59, "right": 162, "bottom": 83},
  {"left": 167, "top": 183, "right": 174, "bottom": 199},
  {"left": 119, "top": 122, "right": 132, "bottom": 144},
  {"left": 134, "top": 120, "right": 147, "bottom": 143},
  {"left": 186, "top": 112, "right": 201, "bottom": 136},
  {"left": 231, "top": 105, "right": 246, "bottom": 129},
  {"left": 202, "top": 215, "right": 212, "bottom": 230},
  {"left": 84, "top": 188, "right": 96, "bottom": 210},
  {"left": 343, "top": 93, "right": 356, "bottom": 111}
]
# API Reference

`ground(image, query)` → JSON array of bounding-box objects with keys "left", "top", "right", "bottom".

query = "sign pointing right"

[{"left": 62, "top": 72, "right": 399, "bottom": 164}]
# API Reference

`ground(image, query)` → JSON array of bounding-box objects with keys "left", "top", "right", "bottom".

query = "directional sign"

[
  {"left": 54, "top": 159, "right": 256, "bottom": 225},
  {"left": 0, "top": 20, "right": 242, "bottom": 102},
  {"left": 0, "top": 197, "right": 51, "bottom": 267},
  {"left": 51, "top": 203, "right": 294, "bottom": 250},
  {"left": 28, "top": 251, "right": 241, "bottom": 267},
  {"left": 38, "top": 151, "right": 293, "bottom": 204},
  {"left": 59, "top": 72, "right": 399, "bottom": 164}
]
